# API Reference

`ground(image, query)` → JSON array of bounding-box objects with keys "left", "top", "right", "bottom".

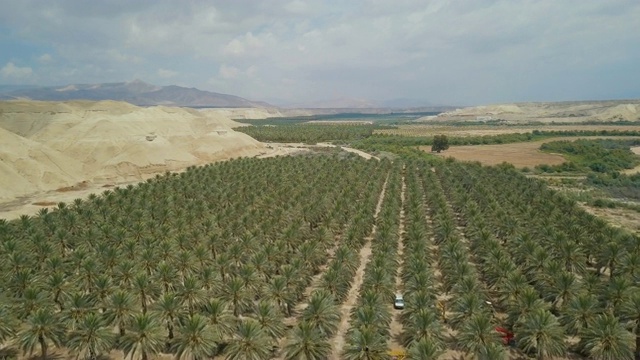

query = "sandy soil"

[
  {"left": 424, "top": 141, "right": 566, "bottom": 168},
  {"left": 582, "top": 205, "right": 640, "bottom": 233},
  {"left": 330, "top": 174, "right": 389, "bottom": 359},
  {"left": 426, "top": 137, "right": 640, "bottom": 169}
]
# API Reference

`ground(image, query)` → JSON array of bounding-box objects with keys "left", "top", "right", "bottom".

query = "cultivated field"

[
  {"left": 375, "top": 124, "right": 640, "bottom": 137},
  {"left": 424, "top": 141, "right": 567, "bottom": 168},
  {"left": 1, "top": 154, "right": 638, "bottom": 360}
]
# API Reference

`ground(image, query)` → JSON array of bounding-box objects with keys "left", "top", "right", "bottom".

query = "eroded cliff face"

[{"left": 0, "top": 100, "right": 265, "bottom": 202}]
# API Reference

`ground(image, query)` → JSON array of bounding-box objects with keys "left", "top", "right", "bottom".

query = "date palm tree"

[
  {"left": 225, "top": 319, "right": 272, "bottom": 360},
  {"left": 63, "top": 293, "right": 97, "bottom": 331},
  {"left": 283, "top": 321, "right": 331, "bottom": 360},
  {"left": 457, "top": 313, "right": 505, "bottom": 359},
  {"left": 515, "top": 309, "right": 566, "bottom": 360},
  {"left": 560, "top": 292, "right": 601, "bottom": 336},
  {"left": 16, "top": 308, "right": 65, "bottom": 360},
  {"left": 620, "top": 290, "right": 640, "bottom": 360},
  {"left": 342, "top": 327, "right": 388, "bottom": 360},
  {"left": 264, "top": 276, "right": 296, "bottom": 316},
  {"left": 222, "top": 276, "right": 255, "bottom": 317},
  {"left": 201, "top": 299, "right": 236, "bottom": 342},
  {"left": 400, "top": 309, "right": 445, "bottom": 348},
  {"left": 178, "top": 276, "right": 208, "bottom": 316},
  {"left": 0, "top": 305, "right": 16, "bottom": 342},
  {"left": 105, "top": 290, "right": 138, "bottom": 337},
  {"left": 302, "top": 290, "right": 341, "bottom": 337},
  {"left": 151, "top": 291, "right": 184, "bottom": 348},
  {"left": 254, "top": 300, "right": 285, "bottom": 340},
  {"left": 132, "top": 272, "right": 159, "bottom": 314},
  {"left": 120, "top": 313, "right": 165, "bottom": 360},
  {"left": 407, "top": 338, "right": 445, "bottom": 360},
  {"left": 580, "top": 313, "right": 634, "bottom": 360},
  {"left": 66, "top": 313, "right": 115, "bottom": 360},
  {"left": 172, "top": 314, "right": 217, "bottom": 360}
]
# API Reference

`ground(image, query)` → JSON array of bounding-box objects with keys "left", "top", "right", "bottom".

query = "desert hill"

[
  {"left": 0, "top": 100, "right": 265, "bottom": 202},
  {"left": 431, "top": 100, "right": 640, "bottom": 123},
  {"left": 0, "top": 80, "right": 268, "bottom": 108}
]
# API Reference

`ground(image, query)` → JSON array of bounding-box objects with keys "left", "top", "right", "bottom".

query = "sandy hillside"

[
  {"left": 0, "top": 100, "right": 266, "bottom": 204},
  {"left": 428, "top": 100, "right": 640, "bottom": 123}
]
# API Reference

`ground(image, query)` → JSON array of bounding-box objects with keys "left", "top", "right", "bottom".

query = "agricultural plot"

[
  {"left": 375, "top": 124, "right": 640, "bottom": 138},
  {"left": 1, "top": 154, "right": 640, "bottom": 360}
]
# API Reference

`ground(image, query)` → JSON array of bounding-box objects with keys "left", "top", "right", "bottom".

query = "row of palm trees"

[
  {"left": 277, "top": 159, "right": 389, "bottom": 360},
  {"left": 421, "top": 162, "right": 507, "bottom": 359},
  {"left": 0, "top": 155, "right": 393, "bottom": 359},
  {"left": 397, "top": 163, "right": 448, "bottom": 359},
  {"left": 4, "top": 151, "right": 639, "bottom": 359},
  {"left": 435, "top": 161, "right": 640, "bottom": 359},
  {"left": 341, "top": 163, "right": 404, "bottom": 359}
]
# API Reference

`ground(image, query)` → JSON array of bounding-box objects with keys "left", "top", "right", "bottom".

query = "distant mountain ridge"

[{"left": 0, "top": 80, "right": 268, "bottom": 108}]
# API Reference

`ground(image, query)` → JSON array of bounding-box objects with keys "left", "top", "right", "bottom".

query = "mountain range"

[{"left": 0, "top": 80, "right": 269, "bottom": 108}]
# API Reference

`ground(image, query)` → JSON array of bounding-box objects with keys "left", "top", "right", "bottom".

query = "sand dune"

[{"left": 0, "top": 100, "right": 265, "bottom": 203}]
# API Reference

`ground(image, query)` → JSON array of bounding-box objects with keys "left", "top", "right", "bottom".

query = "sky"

[{"left": 0, "top": 0, "right": 639, "bottom": 106}]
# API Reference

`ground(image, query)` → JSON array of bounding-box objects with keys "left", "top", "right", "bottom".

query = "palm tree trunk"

[
  {"left": 141, "top": 292, "right": 147, "bottom": 314},
  {"left": 39, "top": 334, "right": 47, "bottom": 360}
]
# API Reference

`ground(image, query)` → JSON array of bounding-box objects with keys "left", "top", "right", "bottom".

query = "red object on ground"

[{"left": 496, "top": 326, "right": 515, "bottom": 345}]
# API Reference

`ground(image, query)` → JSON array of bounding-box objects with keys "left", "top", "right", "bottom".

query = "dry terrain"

[
  {"left": 428, "top": 100, "right": 640, "bottom": 123},
  {"left": 0, "top": 100, "right": 302, "bottom": 218},
  {"left": 423, "top": 141, "right": 566, "bottom": 168},
  {"left": 427, "top": 137, "right": 640, "bottom": 168}
]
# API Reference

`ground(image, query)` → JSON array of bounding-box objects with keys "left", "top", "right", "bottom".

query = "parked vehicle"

[{"left": 394, "top": 294, "right": 405, "bottom": 309}]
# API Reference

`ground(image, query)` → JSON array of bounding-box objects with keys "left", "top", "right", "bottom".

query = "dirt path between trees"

[
  {"left": 387, "top": 167, "right": 406, "bottom": 351},
  {"left": 329, "top": 173, "right": 390, "bottom": 359},
  {"left": 274, "top": 243, "right": 339, "bottom": 359}
]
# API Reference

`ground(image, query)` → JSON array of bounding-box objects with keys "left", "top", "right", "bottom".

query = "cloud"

[
  {"left": 157, "top": 68, "right": 177, "bottom": 78},
  {"left": 219, "top": 64, "right": 240, "bottom": 79},
  {"left": 38, "top": 54, "right": 53, "bottom": 63},
  {"left": 0, "top": 0, "right": 639, "bottom": 104},
  {"left": 223, "top": 32, "right": 273, "bottom": 57},
  {"left": 0, "top": 62, "right": 34, "bottom": 80},
  {"left": 218, "top": 64, "right": 258, "bottom": 80}
]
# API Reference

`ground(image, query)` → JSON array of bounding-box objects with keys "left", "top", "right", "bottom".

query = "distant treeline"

[
  {"left": 235, "top": 124, "right": 384, "bottom": 143},
  {"left": 238, "top": 125, "right": 640, "bottom": 147},
  {"left": 532, "top": 139, "right": 640, "bottom": 201},
  {"left": 536, "top": 139, "right": 640, "bottom": 173},
  {"left": 237, "top": 112, "right": 437, "bottom": 126},
  {"left": 356, "top": 129, "right": 640, "bottom": 149}
]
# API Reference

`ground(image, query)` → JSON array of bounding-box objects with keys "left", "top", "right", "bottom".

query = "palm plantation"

[{"left": 0, "top": 152, "right": 637, "bottom": 360}]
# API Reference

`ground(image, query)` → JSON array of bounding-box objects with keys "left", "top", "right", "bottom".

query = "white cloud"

[
  {"left": 222, "top": 32, "right": 273, "bottom": 57},
  {"left": 38, "top": 53, "right": 53, "bottom": 63},
  {"left": 0, "top": 1, "right": 638, "bottom": 104},
  {"left": 158, "top": 68, "right": 177, "bottom": 78},
  {"left": 0, "top": 62, "right": 34, "bottom": 80},
  {"left": 219, "top": 64, "right": 240, "bottom": 79}
]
